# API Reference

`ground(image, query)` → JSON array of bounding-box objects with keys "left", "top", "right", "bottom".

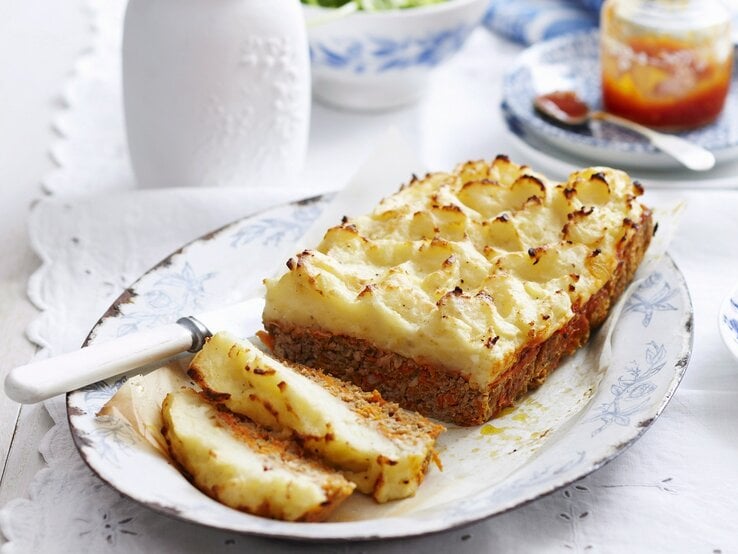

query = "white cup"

[{"left": 122, "top": 0, "right": 311, "bottom": 189}]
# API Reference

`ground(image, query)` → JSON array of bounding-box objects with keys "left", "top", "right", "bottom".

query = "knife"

[
  {"left": 4, "top": 128, "right": 422, "bottom": 405},
  {"left": 4, "top": 297, "right": 265, "bottom": 404}
]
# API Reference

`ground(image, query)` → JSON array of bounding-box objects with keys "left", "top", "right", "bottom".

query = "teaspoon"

[{"left": 534, "top": 91, "right": 716, "bottom": 172}]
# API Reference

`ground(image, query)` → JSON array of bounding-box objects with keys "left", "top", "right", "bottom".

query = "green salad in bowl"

[{"left": 301, "top": 0, "right": 447, "bottom": 10}]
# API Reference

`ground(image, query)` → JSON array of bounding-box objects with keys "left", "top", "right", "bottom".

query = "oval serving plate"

[
  {"left": 503, "top": 30, "right": 738, "bottom": 170},
  {"left": 68, "top": 196, "right": 693, "bottom": 541}
]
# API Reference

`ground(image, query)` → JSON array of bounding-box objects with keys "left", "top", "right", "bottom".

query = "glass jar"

[{"left": 600, "top": 0, "right": 733, "bottom": 130}]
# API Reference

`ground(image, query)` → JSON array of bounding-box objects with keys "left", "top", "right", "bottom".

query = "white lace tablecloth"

[{"left": 2, "top": 1, "right": 738, "bottom": 552}]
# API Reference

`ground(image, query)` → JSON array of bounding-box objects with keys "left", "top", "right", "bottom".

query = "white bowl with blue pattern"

[
  {"left": 719, "top": 282, "right": 738, "bottom": 363},
  {"left": 303, "top": 0, "right": 488, "bottom": 111}
]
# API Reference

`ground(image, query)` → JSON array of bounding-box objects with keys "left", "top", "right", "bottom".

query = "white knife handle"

[{"left": 5, "top": 321, "right": 200, "bottom": 404}]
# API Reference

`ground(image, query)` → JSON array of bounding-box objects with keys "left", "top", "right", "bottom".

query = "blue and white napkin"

[{"left": 483, "top": 0, "right": 604, "bottom": 45}]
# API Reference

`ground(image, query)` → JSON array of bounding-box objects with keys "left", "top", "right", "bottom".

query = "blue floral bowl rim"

[{"left": 302, "top": 0, "right": 487, "bottom": 19}]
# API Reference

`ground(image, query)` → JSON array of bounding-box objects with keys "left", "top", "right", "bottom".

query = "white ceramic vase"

[{"left": 123, "top": 0, "right": 310, "bottom": 189}]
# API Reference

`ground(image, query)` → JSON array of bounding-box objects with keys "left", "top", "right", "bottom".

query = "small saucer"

[
  {"left": 502, "top": 31, "right": 738, "bottom": 170},
  {"left": 502, "top": 100, "right": 738, "bottom": 189},
  {"left": 719, "top": 283, "right": 738, "bottom": 362}
]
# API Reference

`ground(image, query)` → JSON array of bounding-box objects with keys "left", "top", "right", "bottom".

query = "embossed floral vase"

[{"left": 123, "top": 0, "right": 310, "bottom": 189}]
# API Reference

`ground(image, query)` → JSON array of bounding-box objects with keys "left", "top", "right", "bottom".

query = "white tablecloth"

[{"left": 2, "top": 1, "right": 737, "bottom": 552}]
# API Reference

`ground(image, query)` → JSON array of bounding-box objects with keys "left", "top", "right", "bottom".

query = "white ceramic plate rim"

[{"left": 66, "top": 196, "right": 694, "bottom": 541}]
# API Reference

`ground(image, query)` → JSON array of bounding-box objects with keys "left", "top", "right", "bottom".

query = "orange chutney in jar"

[{"left": 601, "top": 0, "right": 733, "bottom": 131}]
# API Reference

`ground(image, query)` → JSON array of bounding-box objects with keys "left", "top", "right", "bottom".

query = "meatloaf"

[{"left": 262, "top": 157, "right": 653, "bottom": 425}]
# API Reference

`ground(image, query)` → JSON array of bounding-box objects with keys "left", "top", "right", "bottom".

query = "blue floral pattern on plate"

[
  {"left": 502, "top": 31, "right": 738, "bottom": 168},
  {"left": 719, "top": 282, "right": 738, "bottom": 361},
  {"left": 115, "top": 263, "right": 216, "bottom": 337},
  {"left": 66, "top": 197, "right": 693, "bottom": 541},
  {"left": 590, "top": 341, "right": 666, "bottom": 435},
  {"left": 229, "top": 203, "right": 322, "bottom": 248},
  {"left": 623, "top": 272, "right": 679, "bottom": 327}
]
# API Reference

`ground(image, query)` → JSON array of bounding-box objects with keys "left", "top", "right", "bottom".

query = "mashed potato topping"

[{"left": 264, "top": 157, "right": 647, "bottom": 388}]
